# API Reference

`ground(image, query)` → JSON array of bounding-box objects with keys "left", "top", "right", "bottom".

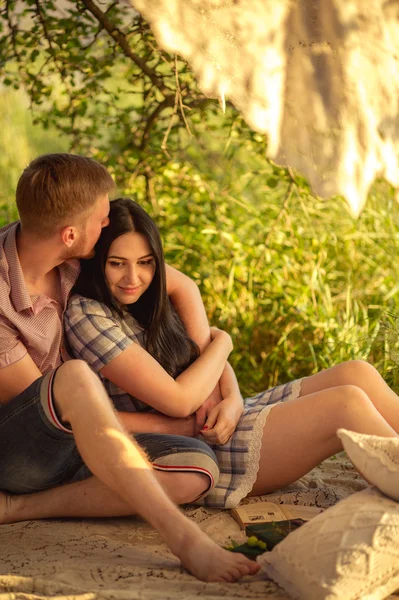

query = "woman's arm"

[
  {"left": 65, "top": 297, "right": 232, "bottom": 419},
  {"left": 100, "top": 326, "right": 233, "bottom": 418},
  {"left": 165, "top": 264, "right": 227, "bottom": 424},
  {"left": 218, "top": 361, "right": 243, "bottom": 401},
  {"left": 200, "top": 362, "right": 244, "bottom": 445},
  {"left": 195, "top": 361, "right": 239, "bottom": 428},
  {"left": 165, "top": 264, "right": 211, "bottom": 353}
]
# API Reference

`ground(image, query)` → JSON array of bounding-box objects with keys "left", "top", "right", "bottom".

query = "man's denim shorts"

[{"left": 0, "top": 370, "right": 219, "bottom": 497}]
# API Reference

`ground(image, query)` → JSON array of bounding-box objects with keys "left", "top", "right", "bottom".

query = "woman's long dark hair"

[{"left": 72, "top": 198, "right": 200, "bottom": 378}]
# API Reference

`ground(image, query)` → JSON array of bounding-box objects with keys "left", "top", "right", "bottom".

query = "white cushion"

[
  {"left": 337, "top": 428, "right": 399, "bottom": 501},
  {"left": 258, "top": 487, "right": 399, "bottom": 600}
]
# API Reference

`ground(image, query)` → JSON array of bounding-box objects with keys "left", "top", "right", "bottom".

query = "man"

[{"left": 0, "top": 154, "right": 258, "bottom": 582}]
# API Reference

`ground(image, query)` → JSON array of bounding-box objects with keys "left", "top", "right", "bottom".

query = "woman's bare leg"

[
  {"left": 250, "top": 384, "right": 398, "bottom": 496},
  {"left": 301, "top": 360, "right": 399, "bottom": 432},
  {"left": 0, "top": 471, "right": 208, "bottom": 524}
]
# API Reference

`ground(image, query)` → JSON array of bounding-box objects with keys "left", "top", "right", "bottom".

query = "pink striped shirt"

[{"left": 0, "top": 222, "right": 79, "bottom": 374}]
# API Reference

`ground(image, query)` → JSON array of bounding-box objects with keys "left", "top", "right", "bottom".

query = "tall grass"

[{"left": 131, "top": 163, "right": 399, "bottom": 397}]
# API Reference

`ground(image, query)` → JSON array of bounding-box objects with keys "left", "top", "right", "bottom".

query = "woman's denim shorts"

[{"left": 0, "top": 370, "right": 219, "bottom": 497}]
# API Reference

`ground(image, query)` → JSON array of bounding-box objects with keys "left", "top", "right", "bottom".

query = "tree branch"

[
  {"left": 5, "top": 0, "right": 21, "bottom": 64},
  {"left": 33, "top": 0, "right": 66, "bottom": 80},
  {"left": 140, "top": 95, "right": 175, "bottom": 150},
  {"left": 80, "top": 0, "right": 168, "bottom": 95},
  {"left": 139, "top": 96, "right": 214, "bottom": 152}
]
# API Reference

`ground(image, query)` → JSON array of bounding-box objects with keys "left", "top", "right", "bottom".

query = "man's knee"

[
  {"left": 56, "top": 359, "right": 93, "bottom": 382},
  {"left": 52, "top": 360, "right": 102, "bottom": 420}
]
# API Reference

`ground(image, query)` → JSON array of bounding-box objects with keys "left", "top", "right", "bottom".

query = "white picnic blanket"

[{"left": 1, "top": 454, "right": 398, "bottom": 600}]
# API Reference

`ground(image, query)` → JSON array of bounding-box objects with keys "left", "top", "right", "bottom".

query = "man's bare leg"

[
  {"left": 32, "top": 361, "right": 259, "bottom": 582},
  {"left": 0, "top": 471, "right": 208, "bottom": 522},
  {"left": 0, "top": 477, "right": 258, "bottom": 583}
]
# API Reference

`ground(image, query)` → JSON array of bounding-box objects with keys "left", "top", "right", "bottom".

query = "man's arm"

[
  {"left": 0, "top": 353, "right": 42, "bottom": 404},
  {"left": 165, "top": 264, "right": 211, "bottom": 352},
  {"left": 0, "top": 316, "right": 42, "bottom": 403},
  {"left": 118, "top": 411, "right": 201, "bottom": 437}
]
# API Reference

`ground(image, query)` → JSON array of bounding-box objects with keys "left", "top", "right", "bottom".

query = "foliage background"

[{"left": 1, "top": 0, "right": 399, "bottom": 395}]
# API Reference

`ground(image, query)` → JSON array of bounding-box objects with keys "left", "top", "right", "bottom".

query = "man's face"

[{"left": 73, "top": 194, "right": 110, "bottom": 259}]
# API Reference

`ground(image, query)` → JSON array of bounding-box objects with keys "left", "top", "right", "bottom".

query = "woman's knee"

[
  {"left": 334, "top": 360, "right": 379, "bottom": 383},
  {"left": 332, "top": 384, "right": 374, "bottom": 421}
]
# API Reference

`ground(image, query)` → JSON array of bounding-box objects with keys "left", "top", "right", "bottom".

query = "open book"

[{"left": 231, "top": 501, "right": 323, "bottom": 529}]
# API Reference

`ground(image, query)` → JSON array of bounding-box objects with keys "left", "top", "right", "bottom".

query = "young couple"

[{"left": 1, "top": 155, "right": 399, "bottom": 580}]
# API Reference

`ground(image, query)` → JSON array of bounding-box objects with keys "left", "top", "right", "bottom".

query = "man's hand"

[
  {"left": 199, "top": 394, "right": 244, "bottom": 445},
  {"left": 176, "top": 414, "right": 203, "bottom": 437}
]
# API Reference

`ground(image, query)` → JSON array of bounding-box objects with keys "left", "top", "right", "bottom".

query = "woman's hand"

[
  {"left": 199, "top": 394, "right": 244, "bottom": 445},
  {"left": 209, "top": 326, "right": 233, "bottom": 352},
  {"left": 195, "top": 384, "right": 223, "bottom": 431}
]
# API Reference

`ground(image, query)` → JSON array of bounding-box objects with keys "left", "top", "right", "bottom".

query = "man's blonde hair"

[{"left": 16, "top": 153, "right": 115, "bottom": 237}]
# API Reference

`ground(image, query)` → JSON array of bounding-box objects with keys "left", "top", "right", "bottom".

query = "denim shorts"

[{"left": 0, "top": 370, "right": 219, "bottom": 497}]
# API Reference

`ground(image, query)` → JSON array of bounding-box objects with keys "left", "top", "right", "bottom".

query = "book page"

[
  {"left": 235, "top": 502, "right": 287, "bottom": 524},
  {"left": 280, "top": 505, "right": 322, "bottom": 520}
]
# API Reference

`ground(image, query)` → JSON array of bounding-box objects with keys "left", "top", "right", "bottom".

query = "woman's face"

[{"left": 105, "top": 231, "right": 156, "bottom": 306}]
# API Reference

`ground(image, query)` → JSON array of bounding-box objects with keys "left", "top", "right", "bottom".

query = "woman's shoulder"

[{"left": 66, "top": 294, "right": 116, "bottom": 319}]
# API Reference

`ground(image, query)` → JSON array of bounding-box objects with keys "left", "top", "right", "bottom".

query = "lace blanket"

[{"left": 1, "top": 454, "right": 398, "bottom": 599}]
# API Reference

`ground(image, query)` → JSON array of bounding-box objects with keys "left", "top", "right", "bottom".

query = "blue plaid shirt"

[{"left": 64, "top": 294, "right": 149, "bottom": 412}]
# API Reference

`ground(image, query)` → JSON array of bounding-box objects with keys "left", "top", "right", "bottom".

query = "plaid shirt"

[
  {"left": 64, "top": 294, "right": 149, "bottom": 412},
  {"left": 0, "top": 222, "right": 79, "bottom": 373}
]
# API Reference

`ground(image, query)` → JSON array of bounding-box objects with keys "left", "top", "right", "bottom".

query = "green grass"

[{"left": 138, "top": 174, "right": 399, "bottom": 396}]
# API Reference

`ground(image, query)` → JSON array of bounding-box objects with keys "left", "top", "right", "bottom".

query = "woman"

[{"left": 62, "top": 197, "right": 399, "bottom": 509}]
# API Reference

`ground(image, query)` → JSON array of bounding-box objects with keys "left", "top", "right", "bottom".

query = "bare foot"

[
  {"left": 183, "top": 537, "right": 259, "bottom": 582},
  {"left": 170, "top": 520, "right": 260, "bottom": 582}
]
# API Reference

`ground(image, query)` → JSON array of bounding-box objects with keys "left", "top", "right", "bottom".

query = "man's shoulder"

[
  {"left": 0, "top": 223, "right": 19, "bottom": 315},
  {"left": 0, "top": 221, "right": 19, "bottom": 236},
  {"left": 0, "top": 221, "right": 18, "bottom": 244},
  {"left": 0, "top": 221, "right": 18, "bottom": 260},
  {"left": 0, "top": 221, "right": 19, "bottom": 270}
]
